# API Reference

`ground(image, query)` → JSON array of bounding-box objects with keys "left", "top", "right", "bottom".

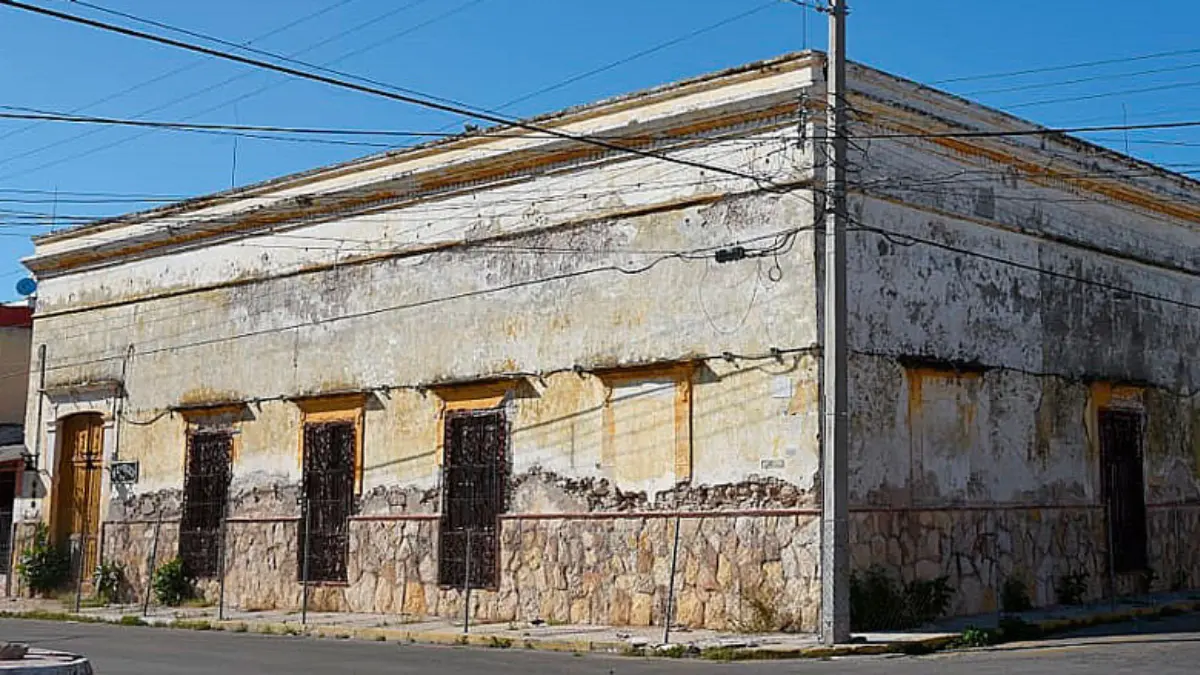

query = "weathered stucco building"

[{"left": 13, "top": 52, "right": 1200, "bottom": 630}]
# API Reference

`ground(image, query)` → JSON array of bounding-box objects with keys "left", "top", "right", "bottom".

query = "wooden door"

[{"left": 53, "top": 414, "right": 104, "bottom": 579}]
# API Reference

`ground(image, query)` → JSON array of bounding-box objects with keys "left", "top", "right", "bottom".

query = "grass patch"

[
  {"left": 700, "top": 647, "right": 802, "bottom": 661},
  {"left": 1001, "top": 577, "right": 1033, "bottom": 613},
  {"left": 172, "top": 619, "right": 213, "bottom": 631},
  {"left": 850, "top": 567, "right": 953, "bottom": 631},
  {"left": 655, "top": 645, "right": 687, "bottom": 658},
  {"left": 232, "top": 623, "right": 249, "bottom": 633},
  {"left": 954, "top": 626, "right": 995, "bottom": 648},
  {"left": 182, "top": 598, "right": 216, "bottom": 609},
  {"left": 373, "top": 634, "right": 386, "bottom": 642},
  {"left": 486, "top": 636, "right": 513, "bottom": 649},
  {"left": 0, "top": 610, "right": 95, "bottom": 623},
  {"left": 118, "top": 615, "right": 147, "bottom": 627}
]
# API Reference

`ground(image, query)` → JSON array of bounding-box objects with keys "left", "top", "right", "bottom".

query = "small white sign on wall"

[
  {"left": 760, "top": 458, "right": 786, "bottom": 471},
  {"left": 771, "top": 376, "right": 793, "bottom": 400}
]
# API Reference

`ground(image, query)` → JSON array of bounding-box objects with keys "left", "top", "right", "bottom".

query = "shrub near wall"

[{"left": 16, "top": 524, "right": 70, "bottom": 597}]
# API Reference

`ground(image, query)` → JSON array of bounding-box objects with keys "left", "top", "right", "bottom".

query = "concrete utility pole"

[{"left": 820, "top": 0, "right": 851, "bottom": 646}]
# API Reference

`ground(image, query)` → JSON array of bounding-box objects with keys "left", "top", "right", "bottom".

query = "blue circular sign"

[{"left": 15, "top": 278, "right": 37, "bottom": 296}]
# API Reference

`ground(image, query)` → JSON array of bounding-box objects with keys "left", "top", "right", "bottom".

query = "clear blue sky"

[{"left": 2, "top": 0, "right": 1198, "bottom": 301}]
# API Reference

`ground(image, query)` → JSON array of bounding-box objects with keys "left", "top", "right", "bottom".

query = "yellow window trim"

[
  {"left": 597, "top": 362, "right": 695, "bottom": 483},
  {"left": 1085, "top": 382, "right": 1146, "bottom": 464},
  {"left": 178, "top": 402, "right": 248, "bottom": 467},
  {"left": 430, "top": 380, "right": 519, "bottom": 466},
  {"left": 292, "top": 393, "right": 366, "bottom": 493}
]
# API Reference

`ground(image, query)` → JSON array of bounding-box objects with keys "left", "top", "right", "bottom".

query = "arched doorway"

[{"left": 52, "top": 413, "right": 104, "bottom": 580}]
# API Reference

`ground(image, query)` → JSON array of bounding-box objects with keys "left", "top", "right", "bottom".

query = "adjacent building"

[
  {"left": 13, "top": 52, "right": 1200, "bottom": 629},
  {"left": 0, "top": 303, "right": 32, "bottom": 581}
]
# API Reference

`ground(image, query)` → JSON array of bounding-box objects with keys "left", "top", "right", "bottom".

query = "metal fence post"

[
  {"left": 143, "top": 513, "right": 163, "bottom": 617},
  {"left": 217, "top": 491, "right": 229, "bottom": 622},
  {"left": 462, "top": 529, "right": 472, "bottom": 635},
  {"left": 301, "top": 496, "right": 312, "bottom": 626},
  {"left": 1105, "top": 464, "right": 1117, "bottom": 611},
  {"left": 663, "top": 514, "right": 682, "bottom": 645},
  {"left": 4, "top": 515, "right": 17, "bottom": 598}
]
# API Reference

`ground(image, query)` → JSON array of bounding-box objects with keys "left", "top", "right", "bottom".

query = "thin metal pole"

[
  {"left": 1106, "top": 464, "right": 1117, "bottom": 610},
  {"left": 21, "top": 345, "right": 46, "bottom": 600},
  {"left": 820, "top": 0, "right": 851, "bottom": 646},
  {"left": 32, "top": 345, "right": 46, "bottom": 470},
  {"left": 301, "top": 497, "right": 311, "bottom": 626},
  {"left": 663, "top": 515, "right": 682, "bottom": 645},
  {"left": 4, "top": 515, "right": 16, "bottom": 598},
  {"left": 143, "top": 513, "right": 163, "bottom": 617},
  {"left": 217, "top": 492, "right": 229, "bottom": 621},
  {"left": 462, "top": 529, "right": 472, "bottom": 634}
]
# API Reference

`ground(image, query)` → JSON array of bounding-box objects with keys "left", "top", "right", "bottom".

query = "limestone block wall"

[
  {"left": 847, "top": 348, "right": 1200, "bottom": 616},
  {"left": 850, "top": 504, "right": 1200, "bottom": 617},
  {"left": 99, "top": 495, "right": 820, "bottom": 630}
]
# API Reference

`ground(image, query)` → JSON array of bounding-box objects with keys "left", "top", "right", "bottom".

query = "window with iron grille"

[
  {"left": 1099, "top": 409, "right": 1148, "bottom": 574},
  {"left": 179, "top": 431, "right": 233, "bottom": 579},
  {"left": 438, "top": 409, "right": 506, "bottom": 589},
  {"left": 299, "top": 421, "right": 355, "bottom": 583}
]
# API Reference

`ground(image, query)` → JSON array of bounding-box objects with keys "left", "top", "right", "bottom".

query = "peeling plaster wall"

[{"left": 845, "top": 123, "right": 1200, "bottom": 614}]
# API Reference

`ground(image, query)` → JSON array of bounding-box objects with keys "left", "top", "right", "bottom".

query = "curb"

[
  {"left": 1024, "top": 599, "right": 1200, "bottom": 637},
  {"left": 1, "top": 599, "right": 1197, "bottom": 661}
]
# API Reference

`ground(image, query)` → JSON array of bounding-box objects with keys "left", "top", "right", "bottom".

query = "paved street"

[{"left": 1, "top": 615, "right": 1198, "bottom": 674}]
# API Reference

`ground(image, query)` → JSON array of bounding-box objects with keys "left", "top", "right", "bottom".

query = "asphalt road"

[{"left": 1, "top": 615, "right": 1198, "bottom": 674}]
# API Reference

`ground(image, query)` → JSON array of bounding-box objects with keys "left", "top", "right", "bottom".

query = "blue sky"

[{"left": 1, "top": 0, "right": 1198, "bottom": 301}]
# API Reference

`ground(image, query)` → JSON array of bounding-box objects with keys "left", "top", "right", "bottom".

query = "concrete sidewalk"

[
  {"left": 0, "top": 596, "right": 956, "bottom": 658},
  {"left": 1, "top": 591, "right": 1196, "bottom": 659}
]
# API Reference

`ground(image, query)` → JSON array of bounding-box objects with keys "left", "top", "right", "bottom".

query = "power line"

[
  {"left": 0, "top": 0, "right": 362, "bottom": 146},
  {"left": 0, "top": 106, "right": 474, "bottom": 138},
  {"left": 67, "top": 0, "right": 480, "bottom": 111},
  {"left": 0, "top": 0, "right": 459, "bottom": 179},
  {"left": 1004, "top": 79, "right": 1200, "bottom": 110},
  {"left": 849, "top": 222, "right": 1200, "bottom": 312},
  {"left": 961, "top": 60, "right": 1200, "bottom": 97},
  {"left": 846, "top": 119, "right": 1200, "bottom": 141},
  {"left": 932, "top": 47, "right": 1200, "bottom": 85},
  {"left": 489, "top": 0, "right": 782, "bottom": 112},
  {"left": 10, "top": 104, "right": 1200, "bottom": 143},
  {"left": 0, "top": 105, "right": 783, "bottom": 143},
  {"left": 0, "top": 128, "right": 795, "bottom": 239},
  {"left": 31, "top": 143, "right": 811, "bottom": 348},
  {"left": 0, "top": 0, "right": 785, "bottom": 190},
  {"left": 0, "top": 187, "right": 186, "bottom": 198},
  {"left": 5, "top": 221, "right": 818, "bottom": 379},
  {"left": 17, "top": 141, "right": 794, "bottom": 342}
]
